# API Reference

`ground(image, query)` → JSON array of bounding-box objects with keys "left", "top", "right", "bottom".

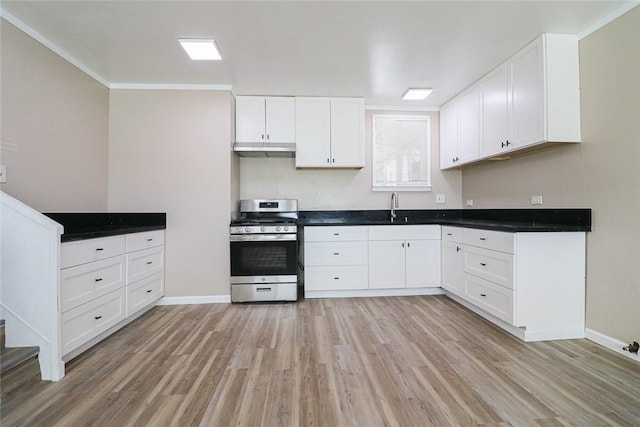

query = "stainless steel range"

[{"left": 230, "top": 199, "right": 298, "bottom": 302}]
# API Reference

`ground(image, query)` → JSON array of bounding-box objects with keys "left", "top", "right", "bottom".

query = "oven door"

[{"left": 230, "top": 234, "right": 297, "bottom": 280}]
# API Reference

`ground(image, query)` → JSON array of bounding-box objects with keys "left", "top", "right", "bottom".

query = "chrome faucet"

[{"left": 390, "top": 192, "right": 399, "bottom": 223}]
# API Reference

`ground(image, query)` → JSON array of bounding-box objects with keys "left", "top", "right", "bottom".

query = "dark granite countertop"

[
  {"left": 299, "top": 209, "right": 591, "bottom": 232},
  {"left": 43, "top": 213, "right": 167, "bottom": 242}
]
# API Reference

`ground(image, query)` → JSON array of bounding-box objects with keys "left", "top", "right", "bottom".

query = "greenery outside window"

[{"left": 372, "top": 115, "right": 431, "bottom": 191}]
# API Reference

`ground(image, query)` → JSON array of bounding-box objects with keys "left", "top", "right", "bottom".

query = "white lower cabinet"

[
  {"left": 369, "top": 226, "right": 441, "bottom": 290},
  {"left": 60, "top": 230, "right": 165, "bottom": 357},
  {"left": 443, "top": 227, "right": 586, "bottom": 341},
  {"left": 61, "top": 288, "right": 126, "bottom": 356},
  {"left": 441, "top": 227, "right": 464, "bottom": 294},
  {"left": 304, "top": 226, "right": 368, "bottom": 291}
]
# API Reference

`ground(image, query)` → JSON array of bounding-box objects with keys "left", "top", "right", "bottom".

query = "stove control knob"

[
  {"left": 244, "top": 227, "right": 251, "bottom": 233},
  {"left": 284, "top": 226, "right": 289, "bottom": 232},
  {"left": 276, "top": 226, "right": 281, "bottom": 232},
  {"left": 261, "top": 226, "right": 266, "bottom": 232}
]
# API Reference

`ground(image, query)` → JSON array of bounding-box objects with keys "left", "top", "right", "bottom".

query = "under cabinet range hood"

[{"left": 232, "top": 142, "right": 296, "bottom": 157}]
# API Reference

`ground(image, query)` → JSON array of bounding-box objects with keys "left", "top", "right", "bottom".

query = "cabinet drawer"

[
  {"left": 463, "top": 246, "right": 515, "bottom": 289},
  {"left": 442, "top": 226, "right": 463, "bottom": 243},
  {"left": 126, "top": 230, "right": 165, "bottom": 253},
  {"left": 463, "top": 273, "right": 514, "bottom": 324},
  {"left": 126, "top": 272, "right": 164, "bottom": 317},
  {"left": 305, "top": 241, "right": 367, "bottom": 266},
  {"left": 305, "top": 266, "right": 368, "bottom": 291},
  {"left": 62, "top": 236, "right": 126, "bottom": 269},
  {"left": 127, "top": 246, "right": 165, "bottom": 284},
  {"left": 61, "top": 288, "right": 126, "bottom": 355},
  {"left": 463, "top": 228, "right": 514, "bottom": 253},
  {"left": 305, "top": 226, "right": 368, "bottom": 242},
  {"left": 369, "top": 225, "right": 440, "bottom": 241},
  {"left": 60, "top": 255, "right": 126, "bottom": 313}
]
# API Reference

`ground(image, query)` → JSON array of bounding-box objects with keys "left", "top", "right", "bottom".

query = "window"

[{"left": 372, "top": 115, "right": 431, "bottom": 191}]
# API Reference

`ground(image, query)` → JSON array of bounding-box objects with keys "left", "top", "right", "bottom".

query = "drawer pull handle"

[
  {"left": 333, "top": 233, "right": 340, "bottom": 236},
  {"left": 147, "top": 238, "right": 153, "bottom": 241},
  {"left": 256, "top": 287, "right": 271, "bottom": 292},
  {"left": 334, "top": 277, "right": 340, "bottom": 280},
  {"left": 95, "top": 278, "right": 103, "bottom": 282},
  {"left": 94, "top": 315, "right": 103, "bottom": 320},
  {"left": 96, "top": 248, "right": 104, "bottom": 251},
  {"left": 480, "top": 293, "right": 487, "bottom": 297},
  {"left": 480, "top": 262, "right": 487, "bottom": 266},
  {"left": 402, "top": 242, "right": 405, "bottom": 248},
  {"left": 146, "top": 289, "right": 152, "bottom": 293},
  {"left": 146, "top": 261, "right": 153, "bottom": 265},
  {"left": 407, "top": 242, "right": 411, "bottom": 248},
  {"left": 334, "top": 252, "right": 340, "bottom": 255},
  {"left": 447, "top": 233, "right": 452, "bottom": 236},
  {"left": 479, "top": 238, "right": 486, "bottom": 241},
  {"left": 456, "top": 246, "right": 461, "bottom": 252}
]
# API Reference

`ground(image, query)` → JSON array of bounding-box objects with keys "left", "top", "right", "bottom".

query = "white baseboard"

[
  {"left": 305, "top": 287, "right": 444, "bottom": 299},
  {"left": 585, "top": 328, "right": 640, "bottom": 363},
  {"left": 157, "top": 295, "right": 231, "bottom": 305}
]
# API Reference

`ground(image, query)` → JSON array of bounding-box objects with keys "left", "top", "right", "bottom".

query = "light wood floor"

[{"left": 2, "top": 296, "right": 639, "bottom": 426}]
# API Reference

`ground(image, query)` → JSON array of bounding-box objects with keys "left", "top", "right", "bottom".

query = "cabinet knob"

[
  {"left": 327, "top": 158, "right": 330, "bottom": 163},
  {"left": 407, "top": 242, "right": 411, "bottom": 248},
  {"left": 505, "top": 140, "right": 511, "bottom": 146},
  {"left": 261, "top": 134, "right": 265, "bottom": 140},
  {"left": 456, "top": 246, "right": 461, "bottom": 252},
  {"left": 146, "top": 289, "right": 152, "bottom": 293},
  {"left": 402, "top": 242, "right": 405, "bottom": 248},
  {"left": 332, "top": 158, "right": 335, "bottom": 164},
  {"left": 267, "top": 134, "right": 270, "bottom": 140}
]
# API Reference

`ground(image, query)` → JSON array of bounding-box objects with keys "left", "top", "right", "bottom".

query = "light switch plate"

[
  {"left": 435, "top": 194, "right": 446, "bottom": 204},
  {"left": 0, "top": 165, "right": 6, "bottom": 183},
  {"left": 530, "top": 195, "right": 543, "bottom": 205}
]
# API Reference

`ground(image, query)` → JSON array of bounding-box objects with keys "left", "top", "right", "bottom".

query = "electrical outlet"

[
  {"left": 435, "top": 194, "right": 446, "bottom": 204},
  {"left": 466, "top": 199, "right": 474, "bottom": 207},
  {"left": 530, "top": 195, "right": 543, "bottom": 205},
  {"left": 0, "top": 165, "right": 6, "bottom": 183}
]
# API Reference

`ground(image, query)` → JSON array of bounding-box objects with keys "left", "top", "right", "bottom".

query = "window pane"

[{"left": 373, "top": 116, "right": 431, "bottom": 189}]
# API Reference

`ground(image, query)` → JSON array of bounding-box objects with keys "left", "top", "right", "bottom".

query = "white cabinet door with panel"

[
  {"left": 235, "top": 96, "right": 295, "bottom": 143},
  {"left": 481, "top": 64, "right": 510, "bottom": 157},
  {"left": 368, "top": 240, "right": 406, "bottom": 289},
  {"left": 295, "top": 97, "right": 364, "bottom": 168},
  {"left": 439, "top": 99, "right": 459, "bottom": 169},
  {"left": 441, "top": 227, "right": 464, "bottom": 295},
  {"left": 440, "top": 85, "right": 480, "bottom": 170},
  {"left": 405, "top": 240, "right": 441, "bottom": 288}
]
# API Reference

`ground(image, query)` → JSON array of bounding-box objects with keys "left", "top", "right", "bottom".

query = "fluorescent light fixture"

[
  {"left": 179, "top": 39, "right": 222, "bottom": 60},
  {"left": 402, "top": 88, "right": 433, "bottom": 100}
]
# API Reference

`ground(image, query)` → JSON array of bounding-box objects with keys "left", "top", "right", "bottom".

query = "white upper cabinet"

[
  {"left": 235, "top": 96, "right": 295, "bottom": 143},
  {"left": 295, "top": 97, "right": 365, "bottom": 168},
  {"left": 440, "top": 33, "right": 580, "bottom": 170},
  {"left": 440, "top": 84, "right": 480, "bottom": 169},
  {"left": 481, "top": 64, "right": 510, "bottom": 157}
]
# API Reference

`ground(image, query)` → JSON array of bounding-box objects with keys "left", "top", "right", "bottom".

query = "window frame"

[{"left": 371, "top": 114, "right": 432, "bottom": 192}]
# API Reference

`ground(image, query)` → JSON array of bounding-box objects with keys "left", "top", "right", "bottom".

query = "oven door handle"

[{"left": 230, "top": 234, "right": 297, "bottom": 242}]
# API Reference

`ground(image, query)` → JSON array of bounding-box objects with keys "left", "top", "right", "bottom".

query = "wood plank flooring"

[{"left": 2, "top": 296, "right": 639, "bottom": 426}]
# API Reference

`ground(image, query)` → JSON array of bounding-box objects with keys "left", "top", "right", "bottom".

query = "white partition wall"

[{"left": 0, "top": 191, "right": 64, "bottom": 380}]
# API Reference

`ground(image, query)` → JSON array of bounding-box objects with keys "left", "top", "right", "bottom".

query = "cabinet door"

[
  {"left": 265, "top": 97, "right": 296, "bottom": 143},
  {"left": 235, "top": 96, "right": 266, "bottom": 143},
  {"left": 439, "top": 99, "right": 459, "bottom": 170},
  {"left": 510, "top": 37, "right": 544, "bottom": 148},
  {"left": 368, "top": 241, "right": 405, "bottom": 289},
  {"left": 441, "top": 241, "right": 463, "bottom": 295},
  {"left": 481, "top": 64, "right": 509, "bottom": 157},
  {"left": 330, "top": 98, "right": 365, "bottom": 167},
  {"left": 405, "top": 240, "right": 441, "bottom": 288},
  {"left": 295, "top": 97, "right": 331, "bottom": 167},
  {"left": 457, "top": 84, "right": 480, "bottom": 163}
]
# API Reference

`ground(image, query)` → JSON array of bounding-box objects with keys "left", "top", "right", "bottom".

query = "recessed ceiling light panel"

[
  {"left": 179, "top": 39, "right": 222, "bottom": 60},
  {"left": 402, "top": 88, "right": 433, "bottom": 100}
]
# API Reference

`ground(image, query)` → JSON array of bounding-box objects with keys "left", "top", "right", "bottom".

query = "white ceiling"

[{"left": 1, "top": 1, "right": 636, "bottom": 107}]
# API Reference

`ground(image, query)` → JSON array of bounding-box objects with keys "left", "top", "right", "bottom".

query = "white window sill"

[{"left": 372, "top": 185, "right": 432, "bottom": 192}]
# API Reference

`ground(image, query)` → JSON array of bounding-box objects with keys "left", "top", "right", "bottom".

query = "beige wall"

[
  {"left": 240, "top": 110, "right": 463, "bottom": 210},
  {"left": 0, "top": 19, "right": 109, "bottom": 212},
  {"left": 462, "top": 7, "right": 640, "bottom": 343},
  {"left": 108, "top": 90, "right": 235, "bottom": 298}
]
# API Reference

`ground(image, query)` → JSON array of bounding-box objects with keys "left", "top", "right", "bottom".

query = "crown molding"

[{"left": 109, "top": 83, "right": 233, "bottom": 91}]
